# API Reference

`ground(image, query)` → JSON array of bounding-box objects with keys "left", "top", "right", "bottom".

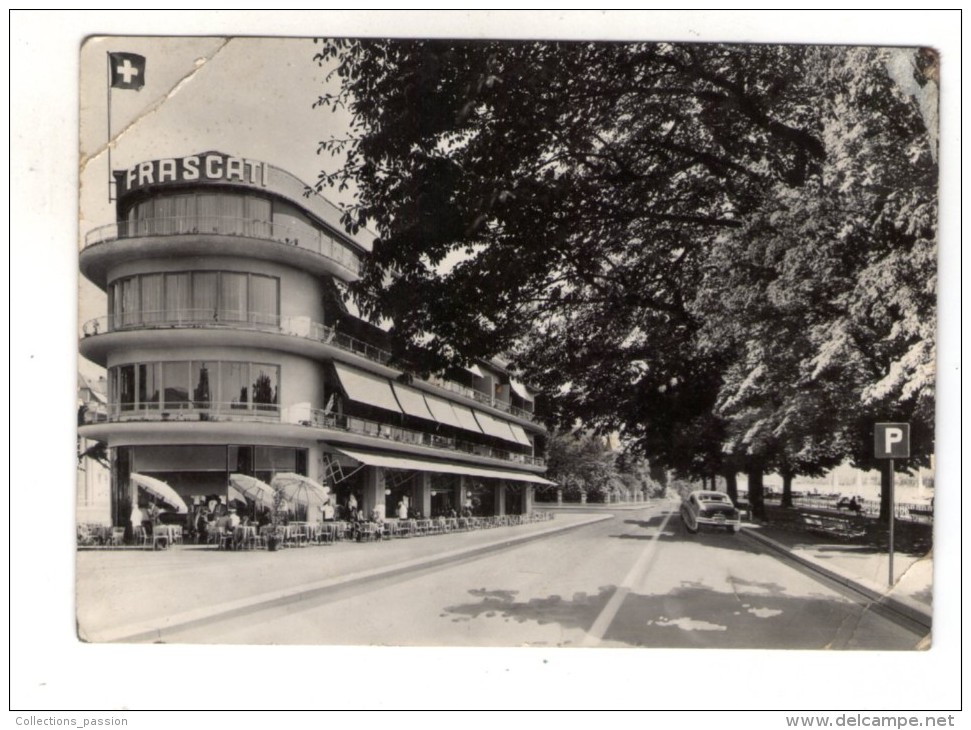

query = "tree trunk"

[
  {"left": 781, "top": 472, "right": 793, "bottom": 508},
  {"left": 879, "top": 461, "right": 892, "bottom": 523},
  {"left": 724, "top": 469, "right": 738, "bottom": 504},
  {"left": 747, "top": 464, "right": 766, "bottom": 520}
]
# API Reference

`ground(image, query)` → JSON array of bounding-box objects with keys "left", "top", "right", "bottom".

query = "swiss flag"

[{"left": 109, "top": 52, "right": 146, "bottom": 90}]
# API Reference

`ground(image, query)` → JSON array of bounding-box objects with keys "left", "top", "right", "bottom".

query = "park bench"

[
  {"left": 799, "top": 513, "right": 866, "bottom": 540},
  {"left": 908, "top": 506, "right": 933, "bottom": 519}
]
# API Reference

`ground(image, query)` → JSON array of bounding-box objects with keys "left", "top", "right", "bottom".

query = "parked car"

[{"left": 681, "top": 490, "right": 742, "bottom": 534}]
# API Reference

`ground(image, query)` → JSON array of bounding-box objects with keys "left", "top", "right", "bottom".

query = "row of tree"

[
  {"left": 540, "top": 430, "right": 663, "bottom": 504},
  {"left": 312, "top": 40, "right": 938, "bottom": 520}
]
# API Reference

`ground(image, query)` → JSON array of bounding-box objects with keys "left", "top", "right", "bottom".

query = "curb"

[
  {"left": 90, "top": 514, "right": 613, "bottom": 643},
  {"left": 741, "top": 526, "right": 932, "bottom": 631}
]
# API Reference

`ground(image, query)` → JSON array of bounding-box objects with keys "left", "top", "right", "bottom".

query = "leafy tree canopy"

[{"left": 313, "top": 40, "right": 937, "bottom": 487}]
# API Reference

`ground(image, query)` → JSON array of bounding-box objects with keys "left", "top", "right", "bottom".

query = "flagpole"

[{"left": 106, "top": 52, "right": 113, "bottom": 203}]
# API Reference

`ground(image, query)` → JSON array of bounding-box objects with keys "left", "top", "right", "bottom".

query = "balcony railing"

[
  {"left": 83, "top": 215, "right": 363, "bottom": 276},
  {"left": 82, "top": 312, "right": 538, "bottom": 422},
  {"left": 86, "top": 402, "right": 545, "bottom": 468}
]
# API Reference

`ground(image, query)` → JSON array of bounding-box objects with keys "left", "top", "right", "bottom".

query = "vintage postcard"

[{"left": 77, "top": 35, "right": 938, "bottom": 655}]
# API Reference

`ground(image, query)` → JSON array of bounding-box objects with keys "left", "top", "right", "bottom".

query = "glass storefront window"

[
  {"left": 192, "top": 362, "right": 213, "bottom": 409},
  {"left": 138, "top": 363, "right": 160, "bottom": 409},
  {"left": 141, "top": 274, "right": 164, "bottom": 323},
  {"left": 164, "top": 272, "right": 191, "bottom": 323},
  {"left": 117, "top": 191, "right": 363, "bottom": 274},
  {"left": 254, "top": 446, "right": 297, "bottom": 473},
  {"left": 121, "top": 277, "right": 138, "bottom": 326},
  {"left": 110, "top": 281, "right": 122, "bottom": 329},
  {"left": 154, "top": 196, "right": 177, "bottom": 235},
  {"left": 219, "top": 272, "right": 248, "bottom": 323},
  {"left": 112, "top": 271, "right": 280, "bottom": 326},
  {"left": 249, "top": 274, "right": 278, "bottom": 326},
  {"left": 163, "top": 361, "right": 190, "bottom": 409},
  {"left": 221, "top": 361, "right": 249, "bottom": 409},
  {"left": 251, "top": 364, "right": 279, "bottom": 411},
  {"left": 112, "top": 360, "right": 283, "bottom": 417},
  {"left": 244, "top": 197, "right": 272, "bottom": 238},
  {"left": 196, "top": 193, "right": 220, "bottom": 232},
  {"left": 118, "top": 364, "right": 135, "bottom": 411},
  {"left": 192, "top": 272, "right": 218, "bottom": 321},
  {"left": 173, "top": 194, "right": 198, "bottom": 234}
]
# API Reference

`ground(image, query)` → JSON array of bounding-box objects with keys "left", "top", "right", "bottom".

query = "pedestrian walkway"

[
  {"left": 741, "top": 507, "right": 932, "bottom": 629},
  {"left": 77, "top": 512, "right": 611, "bottom": 643}
]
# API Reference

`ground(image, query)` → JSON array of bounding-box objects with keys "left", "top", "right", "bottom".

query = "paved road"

[{"left": 165, "top": 503, "right": 924, "bottom": 649}]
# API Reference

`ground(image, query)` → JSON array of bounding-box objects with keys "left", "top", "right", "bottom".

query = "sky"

[
  {"left": 11, "top": 10, "right": 964, "bottom": 714},
  {"left": 80, "top": 36, "right": 353, "bottom": 230}
]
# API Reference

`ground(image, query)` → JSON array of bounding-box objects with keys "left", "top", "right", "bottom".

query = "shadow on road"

[
  {"left": 607, "top": 514, "right": 757, "bottom": 554},
  {"left": 440, "top": 582, "right": 925, "bottom": 650},
  {"left": 441, "top": 586, "right": 616, "bottom": 642}
]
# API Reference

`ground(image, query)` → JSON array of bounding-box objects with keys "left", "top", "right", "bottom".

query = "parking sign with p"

[{"left": 874, "top": 423, "right": 910, "bottom": 459}]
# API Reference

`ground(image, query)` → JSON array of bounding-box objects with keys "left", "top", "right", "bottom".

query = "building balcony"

[
  {"left": 81, "top": 401, "right": 545, "bottom": 469},
  {"left": 80, "top": 215, "right": 362, "bottom": 287},
  {"left": 80, "top": 311, "right": 539, "bottom": 424}
]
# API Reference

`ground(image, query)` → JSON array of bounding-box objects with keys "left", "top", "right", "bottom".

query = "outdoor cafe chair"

[
  {"left": 152, "top": 525, "right": 172, "bottom": 550},
  {"left": 286, "top": 523, "right": 309, "bottom": 547},
  {"left": 355, "top": 522, "right": 379, "bottom": 542}
]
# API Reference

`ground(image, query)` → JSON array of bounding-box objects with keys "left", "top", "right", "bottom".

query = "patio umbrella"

[
  {"left": 130, "top": 472, "right": 188, "bottom": 514},
  {"left": 270, "top": 472, "right": 331, "bottom": 506},
  {"left": 229, "top": 473, "right": 277, "bottom": 509}
]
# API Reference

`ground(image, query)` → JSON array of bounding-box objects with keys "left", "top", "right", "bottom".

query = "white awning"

[
  {"left": 473, "top": 410, "right": 519, "bottom": 444},
  {"left": 130, "top": 472, "right": 188, "bottom": 514},
  {"left": 334, "top": 448, "right": 557, "bottom": 485},
  {"left": 452, "top": 403, "right": 484, "bottom": 434},
  {"left": 392, "top": 382, "right": 435, "bottom": 421},
  {"left": 509, "top": 423, "right": 533, "bottom": 448},
  {"left": 333, "top": 362, "right": 402, "bottom": 413},
  {"left": 464, "top": 363, "right": 484, "bottom": 378},
  {"left": 423, "top": 392, "right": 463, "bottom": 429},
  {"left": 509, "top": 379, "right": 533, "bottom": 402}
]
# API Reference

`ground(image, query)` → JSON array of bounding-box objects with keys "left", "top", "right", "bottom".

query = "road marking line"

[{"left": 582, "top": 506, "right": 676, "bottom": 646}]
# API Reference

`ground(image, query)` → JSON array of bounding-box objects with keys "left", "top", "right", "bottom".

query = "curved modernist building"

[{"left": 79, "top": 151, "right": 550, "bottom": 529}]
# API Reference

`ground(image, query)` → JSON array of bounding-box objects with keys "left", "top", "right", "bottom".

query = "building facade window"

[
  {"left": 125, "top": 191, "right": 271, "bottom": 238},
  {"left": 119, "top": 190, "right": 359, "bottom": 272},
  {"left": 251, "top": 363, "right": 279, "bottom": 411},
  {"left": 106, "top": 270, "right": 280, "bottom": 329},
  {"left": 137, "top": 363, "right": 160, "bottom": 409},
  {"left": 109, "top": 360, "right": 281, "bottom": 415},
  {"left": 162, "top": 361, "right": 190, "bottom": 409}
]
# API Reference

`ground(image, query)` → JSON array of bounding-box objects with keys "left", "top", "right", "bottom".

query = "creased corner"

[{"left": 80, "top": 38, "right": 233, "bottom": 176}]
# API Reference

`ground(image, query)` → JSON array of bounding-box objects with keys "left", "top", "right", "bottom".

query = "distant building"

[
  {"left": 77, "top": 373, "right": 111, "bottom": 525},
  {"left": 78, "top": 151, "right": 551, "bottom": 528}
]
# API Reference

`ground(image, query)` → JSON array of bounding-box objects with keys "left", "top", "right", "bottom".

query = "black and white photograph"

[{"left": 11, "top": 9, "right": 962, "bottom": 716}]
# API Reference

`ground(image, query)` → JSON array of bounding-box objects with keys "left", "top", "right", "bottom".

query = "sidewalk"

[
  {"left": 741, "top": 508, "right": 932, "bottom": 629},
  {"left": 76, "top": 512, "right": 611, "bottom": 643}
]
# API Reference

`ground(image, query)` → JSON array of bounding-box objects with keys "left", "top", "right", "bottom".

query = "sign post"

[{"left": 874, "top": 423, "right": 910, "bottom": 587}]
